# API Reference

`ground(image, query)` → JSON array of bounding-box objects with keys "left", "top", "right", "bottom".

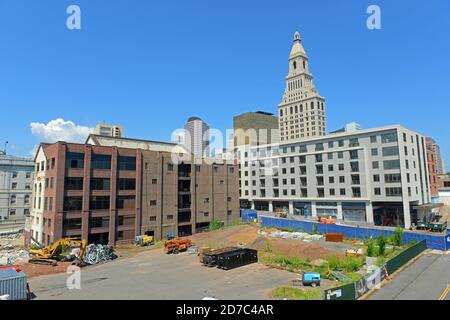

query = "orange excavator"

[{"left": 164, "top": 238, "right": 193, "bottom": 254}]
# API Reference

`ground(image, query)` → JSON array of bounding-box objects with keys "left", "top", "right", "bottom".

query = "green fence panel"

[
  {"left": 386, "top": 240, "right": 427, "bottom": 275},
  {"left": 324, "top": 282, "right": 356, "bottom": 300}
]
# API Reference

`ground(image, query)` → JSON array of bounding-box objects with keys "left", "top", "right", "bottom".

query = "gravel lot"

[{"left": 29, "top": 247, "right": 296, "bottom": 300}]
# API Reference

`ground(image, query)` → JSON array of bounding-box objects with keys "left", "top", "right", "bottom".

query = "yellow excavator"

[{"left": 29, "top": 238, "right": 87, "bottom": 266}]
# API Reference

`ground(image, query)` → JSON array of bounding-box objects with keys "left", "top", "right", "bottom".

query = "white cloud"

[{"left": 30, "top": 118, "right": 93, "bottom": 144}]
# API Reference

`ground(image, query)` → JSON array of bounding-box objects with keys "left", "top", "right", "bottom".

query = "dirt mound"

[
  {"left": 18, "top": 261, "right": 72, "bottom": 279},
  {"left": 271, "top": 239, "right": 343, "bottom": 261}
]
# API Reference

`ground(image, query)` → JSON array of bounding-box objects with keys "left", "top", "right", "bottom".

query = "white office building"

[{"left": 239, "top": 125, "right": 432, "bottom": 228}]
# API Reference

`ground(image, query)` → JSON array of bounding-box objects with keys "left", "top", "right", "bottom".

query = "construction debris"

[
  {"left": 83, "top": 244, "right": 117, "bottom": 265},
  {"left": 263, "top": 230, "right": 324, "bottom": 242}
]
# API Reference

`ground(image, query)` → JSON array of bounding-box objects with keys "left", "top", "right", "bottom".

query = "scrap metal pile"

[{"left": 82, "top": 244, "right": 117, "bottom": 265}]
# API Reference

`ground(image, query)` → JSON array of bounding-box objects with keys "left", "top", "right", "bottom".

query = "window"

[
  {"left": 10, "top": 195, "right": 16, "bottom": 204},
  {"left": 338, "top": 140, "right": 344, "bottom": 147},
  {"left": 328, "top": 152, "right": 333, "bottom": 160},
  {"left": 384, "top": 173, "right": 401, "bottom": 183},
  {"left": 65, "top": 152, "right": 84, "bottom": 169},
  {"left": 403, "top": 133, "right": 407, "bottom": 142},
  {"left": 329, "top": 189, "right": 335, "bottom": 196},
  {"left": 26, "top": 172, "right": 31, "bottom": 179},
  {"left": 9, "top": 209, "right": 16, "bottom": 216},
  {"left": 152, "top": 179, "right": 157, "bottom": 185},
  {"left": 383, "top": 160, "right": 400, "bottom": 170},
  {"left": 381, "top": 133, "right": 398, "bottom": 143},
  {"left": 386, "top": 187, "right": 402, "bottom": 197},
  {"left": 117, "top": 195, "right": 135, "bottom": 209},
  {"left": 339, "top": 176, "right": 345, "bottom": 183},
  {"left": 316, "top": 165, "right": 323, "bottom": 174},
  {"left": 315, "top": 154, "right": 323, "bottom": 163},
  {"left": 349, "top": 150, "right": 358, "bottom": 159},
  {"left": 317, "top": 188, "right": 325, "bottom": 198},
  {"left": 350, "top": 162, "right": 359, "bottom": 172},
  {"left": 150, "top": 200, "right": 157, "bottom": 206},
  {"left": 329, "top": 177, "right": 335, "bottom": 184},
  {"left": 371, "top": 148, "right": 378, "bottom": 156},
  {"left": 149, "top": 216, "right": 157, "bottom": 222},
  {"left": 90, "top": 196, "right": 110, "bottom": 210},
  {"left": 338, "top": 164, "right": 344, "bottom": 171},
  {"left": 89, "top": 217, "right": 109, "bottom": 228},
  {"left": 352, "top": 187, "right": 361, "bottom": 198},
  {"left": 118, "top": 156, "right": 136, "bottom": 171},
  {"left": 24, "top": 195, "right": 30, "bottom": 205},
  {"left": 229, "top": 167, "right": 235, "bottom": 174},
  {"left": 372, "top": 161, "right": 379, "bottom": 169},
  {"left": 12, "top": 171, "right": 18, "bottom": 178},
  {"left": 65, "top": 177, "right": 84, "bottom": 190},
  {"left": 328, "top": 141, "right": 334, "bottom": 148},
  {"left": 167, "top": 163, "right": 174, "bottom": 171},
  {"left": 167, "top": 215, "right": 174, "bottom": 220},
  {"left": 351, "top": 174, "right": 360, "bottom": 185},
  {"left": 118, "top": 178, "right": 135, "bottom": 190},
  {"left": 63, "top": 196, "right": 83, "bottom": 211},
  {"left": 25, "top": 183, "right": 31, "bottom": 190},
  {"left": 51, "top": 158, "right": 55, "bottom": 169},
  {"left": 382, "top": 146, "right": 399, "bottom": 157},
  {"left": 338, "top": 151, "right": 344, "bottom": 159},
  {"left": 374, "top": 188, "right": 381, "bottom": 195},
  {"left": 91, "top": 154, "right": 111, "bottom": 170},
  {"left": 11, "top": 182, "right": 17, "bottom": 189},
  {"left": 349, "top": 138, "right": 359, "bottom": 147},
  {"left": 340, "top": 188, "right": 346, "bottom": 196},
  {"left": 373, "top": 174, "right": 380, "bottom": 182},
  {"left": 370, "top": 135, "right": 377, "bottom": 143},
  {"left": 49, "top": 198, "right": 53, "bottom": 211},
  {"left": 328, "top": 164, "right": 334, "bottom": 172},
  {"left": 315, "top": 143, "right": 324, "bottom": 151}
]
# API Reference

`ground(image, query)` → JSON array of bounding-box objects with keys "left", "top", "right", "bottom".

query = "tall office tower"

[
  {"left": 184, "top": 117, "right": 210, "bottom": 158},
  {"left": 278, "top": 31, "right": 326, "bottom": 142}
]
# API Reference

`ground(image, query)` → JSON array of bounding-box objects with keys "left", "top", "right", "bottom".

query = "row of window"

[
  {"left": 243, "top": 187, "right": 404, "bottom": 198},
  {"left": 64, "top": 178, "right": 136, "bottom": 191},
  {"left": 9, "top": 194, "right": 30, "bottom": 205},
  {"left": 10, "top": 171, "right": 32, "bottom": 179},
  {"left": 65, "top": 152, "right": 136, "bottom": 171},
  {"left": 63, "top": 195, "right": 137, "bottom": 211}
]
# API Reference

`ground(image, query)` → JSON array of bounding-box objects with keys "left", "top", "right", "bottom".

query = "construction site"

[{"left": 3, "top": 214, "right": 441, "bottom": 300}]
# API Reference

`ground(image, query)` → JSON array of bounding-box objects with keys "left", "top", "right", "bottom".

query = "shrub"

[
  {"left": 265, "top": 240, "right": 273, "bottom": 253},
  {"left": 311, "top": 224, "right": 319, "bottom": 234},
  {"left": 377, "top": 235, "right": 386, "bottom": 256},
  {"left": 392, "top": 227, "right": 403, "bottom": 247},
  {"left": 209, "top": 220, "right": 224, "bottom": 231},
  {"left": 365, "top": 237, "right": 377, "bottom": 257}
]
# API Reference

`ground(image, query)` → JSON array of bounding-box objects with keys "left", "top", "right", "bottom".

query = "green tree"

[
  {"left": 377, "top": 235, "right": 386, "bottom": 256},
  {"left": 392, "top": 227, "right": 403, "bottom": 247},
  {"left": 365, "top": 237, "right": 377, "bottom": 257}
]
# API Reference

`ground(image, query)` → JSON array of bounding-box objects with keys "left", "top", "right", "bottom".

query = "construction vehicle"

[
  {"left": 318, "top": 216, "right": 336, "bottom": 224},
  {"left": 134, "top": 235, "right": 154, "bottom": 247},
  {"left": 429, "top": 222, "right": 447, "bottom": 233},
  {"left": 345, "top": 248, "right": 364, "bottom": 257},
  {"left": 275, "top": 209, "right": 288, "bottom": 218},
  {"left": 29, "top": 238, "right": 87, "bottom": 266},
  {"left": 164, "top": 238, "right": 193, "bottom": 254}
]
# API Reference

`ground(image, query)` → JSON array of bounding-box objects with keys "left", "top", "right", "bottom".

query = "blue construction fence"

[
  {"left": 240, "top": 209, "right": 258, "bottom": 223},
  {"left": 260, "top": 216, "right": 450, "bottom": 251}
]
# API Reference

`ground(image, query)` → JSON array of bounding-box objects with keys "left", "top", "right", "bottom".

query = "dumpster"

[
  {"left": 0, "top": 268, "right": 28, "bottom": 300},
  {"left": 216, "top": 248, "right": 258, "bottom": 270}
]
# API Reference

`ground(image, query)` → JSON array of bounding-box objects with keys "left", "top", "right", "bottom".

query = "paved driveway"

[
  {"left": 370, "top": 252, "right": 450, "bottom": 300},
  {"left": 29, "top": 249, "right": 295, "bottom": 300}
]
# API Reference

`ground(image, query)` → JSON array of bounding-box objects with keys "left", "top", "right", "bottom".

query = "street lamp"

[{"left": 3, "top": 141, "right": 8, "bottom": 155}]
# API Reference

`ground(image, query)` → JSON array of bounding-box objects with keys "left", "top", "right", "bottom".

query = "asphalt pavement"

[{"left": 370, "top": 252, "right": 450, "bottom": 300}]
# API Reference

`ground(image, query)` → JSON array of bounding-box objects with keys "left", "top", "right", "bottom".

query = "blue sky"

[{"left": 0, "top": 0, "right": 449, "bottom": 169}]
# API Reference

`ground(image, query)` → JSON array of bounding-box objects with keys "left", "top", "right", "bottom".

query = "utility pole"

[{"left": 3, "top": 141, "right": 8, "bottom": 155}]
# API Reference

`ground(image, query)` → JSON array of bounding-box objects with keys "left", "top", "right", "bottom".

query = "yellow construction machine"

[{"left": 29, "top": 238, "right": 87, "bottom": 266}]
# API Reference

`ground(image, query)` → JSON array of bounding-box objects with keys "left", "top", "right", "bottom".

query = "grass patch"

[
  {"left": 325, "top": 256, "right": 364, "bottom": 272},
  {"left": 272, "top": 287, "right": 322, "bottom": 300}
]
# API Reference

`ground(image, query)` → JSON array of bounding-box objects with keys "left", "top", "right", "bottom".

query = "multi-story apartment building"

[
  {"left": 278, "top": 31, "right": 326, "bottom": 142},
  {"left": 25, "top": 135, "right": 239, "bottom": 246},
  {"left": 0, "top": 152, "right": 34, "bottom": 222},
  {"left": 239, "top": 125, "right": 431, "bottom": 228}
]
